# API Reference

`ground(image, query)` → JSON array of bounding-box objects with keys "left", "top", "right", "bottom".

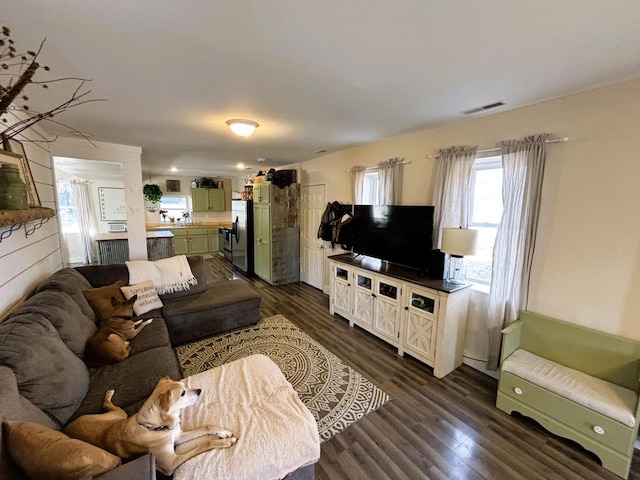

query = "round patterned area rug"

[{"left": 176, "top": 314, "right": 390, "bottom": 442}]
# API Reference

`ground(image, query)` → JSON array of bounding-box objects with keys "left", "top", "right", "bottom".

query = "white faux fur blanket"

[
  {"left": 174, "top": 355, "right": 320, "bottom": 480},
  {"left": 126, "top": 255, "right": 197, "bottom": 295}
]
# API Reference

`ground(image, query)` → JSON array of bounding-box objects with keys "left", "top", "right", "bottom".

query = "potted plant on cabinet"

[{"left": 143, "top": 184, "right": 163, "bottom": 212}]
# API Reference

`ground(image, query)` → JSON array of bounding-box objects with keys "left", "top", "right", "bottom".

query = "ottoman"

[
  {"left": 162, "top": 280, "right": 261, "bottom": 345},
  {"left": 173, "top": 355, "right": 320, "bottom": 480}
]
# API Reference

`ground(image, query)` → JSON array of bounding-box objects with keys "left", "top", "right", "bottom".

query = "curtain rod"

[
  {"left": 425, "top": 136, "right": 569, "bottom": 159},
  {"left": 346, "top": 160, "right": 411, "bottom": 173}
]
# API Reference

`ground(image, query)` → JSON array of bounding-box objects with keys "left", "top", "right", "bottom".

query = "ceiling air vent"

[
  {"left": 462, "top": 100, "right": 507, "bottom": 115},
  {"left": 313, "top": 148, "right": 329, "bottom": 154}
]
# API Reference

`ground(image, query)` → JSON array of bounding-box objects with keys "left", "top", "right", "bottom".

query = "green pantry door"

[{"left": 253, "top": 186, "right": 272, "bottom": 283}]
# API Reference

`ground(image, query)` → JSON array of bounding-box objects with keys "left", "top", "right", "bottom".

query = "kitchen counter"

[
  {"left": 145, "top": 222, "right": 232, "bottom": 231},
  {"left": 96, "top": 231, "right": 174, "bottom": 241}
]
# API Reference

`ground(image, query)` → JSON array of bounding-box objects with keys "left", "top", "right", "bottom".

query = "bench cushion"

[{"left": 502, "top": 349, "right": 638, "bottom": 428}]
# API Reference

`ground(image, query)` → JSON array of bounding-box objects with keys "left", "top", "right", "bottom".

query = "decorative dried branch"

[{"left": 0, "top": 26, "right": 105, "bottom": 143}]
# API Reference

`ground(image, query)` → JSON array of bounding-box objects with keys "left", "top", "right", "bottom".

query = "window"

[
  {"left": 361, "top": 170, "right": 379, "bottom": 205},
  {"left": 159, "top": 195, "right": 191, "bottom": 221},
  {"left": 56, "top": 180, "right": 79, "bottom": 233},
  {"left": 466, "top": 156, "right": 503, "bottom": 285}
]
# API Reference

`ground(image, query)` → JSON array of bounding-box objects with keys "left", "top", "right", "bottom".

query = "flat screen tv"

[{"left": 352, "top": 205, "right": 435, "bottom": 273}]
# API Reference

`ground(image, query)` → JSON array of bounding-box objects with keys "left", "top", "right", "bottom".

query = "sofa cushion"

[
  {"left": 162, "top": 280, "right": 261, "bottom": 345},
  {"left": 36, "top": 268, "right": 97, "bottom": 321},
  {"left": 3, "top": 421, "right": 121, "bottom": 480},
  {"left": 10, "top": 291, "right": 97, "bottom": 358},
  {"left": 502, "top": 348, "right": 638, "bottom": 428},
  {"left": 0, "top": 365, "right": 58, "bottom": 429},
  {"left": 83, "top": 280, "right": 128, "bottom": 322},
  {"left": 127, "top": 316, "right": 172, "bottom": 355},
  {"left": 0, "top": 314, "right": 89, "bottom": 426},
  {"left": 72, "top": 346, "right": 181, "bottom": 420},
  {"left": 75, "top": 263, "right": 130, "bottom": 289}
]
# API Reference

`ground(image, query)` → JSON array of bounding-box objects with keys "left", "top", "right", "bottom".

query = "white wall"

[
  {"left": 49, "top": 138, "right": 146, "bottom": 260},
  {"left": 0, "top": 128, "right": 63, "bottom": 318},
  {"left": 299, "top": 79, "right": 640, "bottom": 349}
]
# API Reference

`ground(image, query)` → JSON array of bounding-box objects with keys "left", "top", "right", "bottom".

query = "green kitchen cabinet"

[
  {"left": 253, "top": 182, "right": 271, "bottom": 204},
  {"left": 191, "top": 188, "right": 226, "bottom": 212},
  {"left": 170, "top": 227, "right": 213, "bottom": 254},
  {"left": 171, "top": 229, "right": 189, "bottom": 255},
  {"left": 207, "top": 229, "right": 220, "bottom": 253},
  {"left": 189, "top": 231, "right": 209, "bottom": 254}
]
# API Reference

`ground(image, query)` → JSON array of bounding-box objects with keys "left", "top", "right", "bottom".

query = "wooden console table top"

[{"left": 329, "top": 253, "right": 471, "bottom": 294}]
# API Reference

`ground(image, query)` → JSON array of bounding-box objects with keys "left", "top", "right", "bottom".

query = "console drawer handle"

[
  {"left": 513, "top": 387, "right": 523, "bottom": 395},
  {"left": 593, "top": 425, "right": 605, "bottom": 435}
]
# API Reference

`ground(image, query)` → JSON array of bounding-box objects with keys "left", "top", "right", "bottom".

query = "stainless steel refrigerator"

[{"left": 231, "top": 200, "right": 254, "bottom": 275}]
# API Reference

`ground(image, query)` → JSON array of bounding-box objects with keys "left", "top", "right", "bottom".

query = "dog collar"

[{"left": 137, "top": 421, "right": 172, "bottom": 431}]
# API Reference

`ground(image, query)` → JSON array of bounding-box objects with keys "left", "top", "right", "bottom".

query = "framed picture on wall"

[
  {"left": 166, "top": 179, "right": 180, "bottom": 192},
  {"left": 0, "top": 146, "right": 41, "bottom": 207}
]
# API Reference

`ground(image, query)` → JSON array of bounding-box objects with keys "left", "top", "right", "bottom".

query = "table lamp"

[{"left": 440, "top": 227, "right": 479, "bottom": 284}]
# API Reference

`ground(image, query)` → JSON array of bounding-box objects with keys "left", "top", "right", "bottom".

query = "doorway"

[
  {"left": 53, "top": 157, "right": 124, "bottom": 266},
  {"left": 300, "top": 184, "right": 326, "bottom": 290}
]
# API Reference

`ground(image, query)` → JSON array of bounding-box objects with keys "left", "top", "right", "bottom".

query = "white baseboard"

[{"left": 462, "top": 355, "right": 499, "bottom": 380}]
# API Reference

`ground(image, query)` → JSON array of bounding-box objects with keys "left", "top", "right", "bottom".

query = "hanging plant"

[{"left": 143, "top": 184, "right": 163, "bottom": 203}]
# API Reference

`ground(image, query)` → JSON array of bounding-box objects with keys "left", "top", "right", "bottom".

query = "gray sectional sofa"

[{"left": 0, "top": 255, "right": 265, "bottom": 479}]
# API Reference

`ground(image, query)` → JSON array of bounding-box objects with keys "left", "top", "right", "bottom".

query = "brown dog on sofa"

[
  {"left": 65, "top": 378, "right": 237, "bottom": 476},
  {"left": 84, "top": 296, "right": 153, "bottom": 367}
]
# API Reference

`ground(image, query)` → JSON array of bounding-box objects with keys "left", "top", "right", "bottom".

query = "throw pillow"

[
  {"left": 3, "top": 421, "right": 121, "bottom": 480},
  {"left": 83, "top": 280, "right": 127, "bottom": 322},
  {"left": 121, "top": 280, "right": 164, "bottom": 316}
]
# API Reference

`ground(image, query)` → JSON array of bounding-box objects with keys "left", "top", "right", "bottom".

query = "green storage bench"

[{"left": 497, "top": 311, "right": 640, "bottom": 479}]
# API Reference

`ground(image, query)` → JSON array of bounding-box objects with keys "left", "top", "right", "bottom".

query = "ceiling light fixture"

[{"left": 226, "top": 119, "right": 259, "bottom": 137}]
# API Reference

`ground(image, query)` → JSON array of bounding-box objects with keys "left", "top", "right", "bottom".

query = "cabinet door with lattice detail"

[
  {"left": 372, "top": 277, "right": 401, "bottom": 343},
  {"left": 352, "top": 269, "right": 374, "bottom": 330},
  {"left": 330, "top": 264, "right": 352, "bottom": 319},
  {"left": 402, "top": 286, "right": 439, "bottom": 364}
]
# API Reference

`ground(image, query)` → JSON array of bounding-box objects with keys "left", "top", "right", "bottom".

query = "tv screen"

[{"left": 352, "top": 205, "right": 435, "bottom": 272}]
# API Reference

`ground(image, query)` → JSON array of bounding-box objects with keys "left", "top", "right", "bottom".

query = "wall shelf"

[{"left": 0, "top": 207, "right": 56, "bottom": 243}]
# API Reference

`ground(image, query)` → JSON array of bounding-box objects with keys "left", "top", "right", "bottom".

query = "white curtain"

[
  {"left": 350, "top": 166, "right": 366, "bottom": 205},
  {"left": 377, "top": 157, "right": 402, "bottom": 205},
  {"left": 486, "top": 133, "right": 550, "bottom": 370},
  {"left": 71, "top": 181, "right": 96, "bottom": 264},
  {"left": 431, "top": 146, "right": 478, "bottom": 248}
]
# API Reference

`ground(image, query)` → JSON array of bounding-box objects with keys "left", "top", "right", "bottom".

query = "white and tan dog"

[{"left": 65, "top": 377, "right": 237, "bottom": 475}]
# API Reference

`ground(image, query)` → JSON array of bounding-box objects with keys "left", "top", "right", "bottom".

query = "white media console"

[{"left": 329, "top": 253, "right": 471, "bottom": 379}]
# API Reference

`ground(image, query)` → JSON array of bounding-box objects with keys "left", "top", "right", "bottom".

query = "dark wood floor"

[{"left": 204, "top": 255, "right": 640, "bottom": 480}]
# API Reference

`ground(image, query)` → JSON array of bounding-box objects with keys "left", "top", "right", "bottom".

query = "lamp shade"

[
  {"left": 440, "top": 228, "right": 479, "bottom": 257},
  {"left": 226, "top": 119, "right": 259, "bottom": 137}
]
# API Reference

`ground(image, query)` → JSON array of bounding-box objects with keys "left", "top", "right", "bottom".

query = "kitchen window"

[{"left": 160, "top": 195, "right": 191, "bottom": 221}]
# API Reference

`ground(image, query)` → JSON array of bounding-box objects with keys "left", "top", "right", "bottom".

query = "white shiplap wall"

[{"left": 0, "top": 136, "right": 63, "bottom": 319}]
